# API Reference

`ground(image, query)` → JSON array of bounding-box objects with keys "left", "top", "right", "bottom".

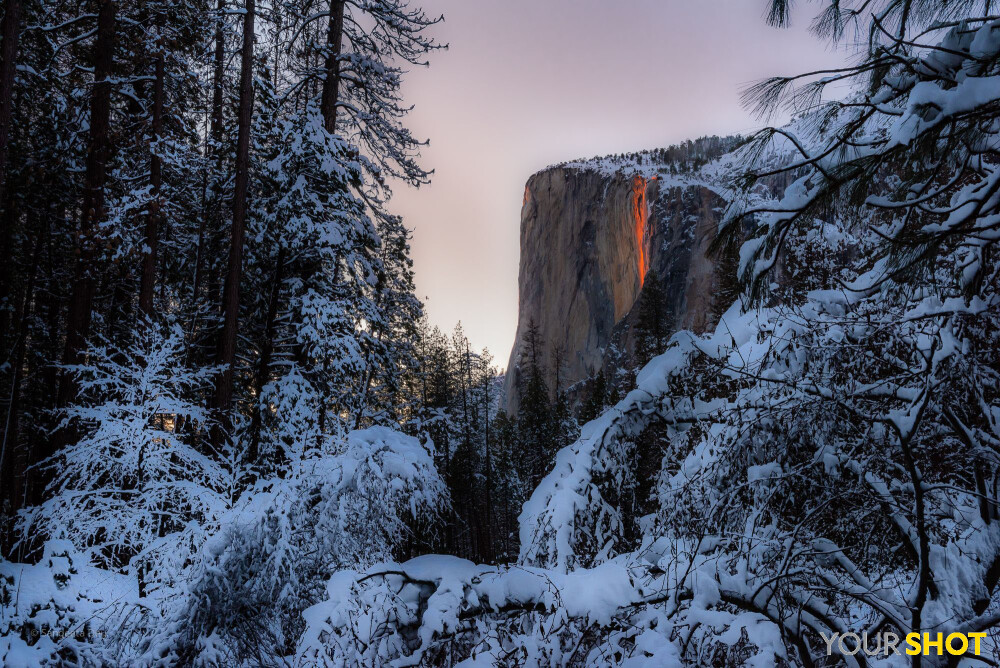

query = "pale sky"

[{"left": 392, "top": 0, "right": 850, "bottom": 364}]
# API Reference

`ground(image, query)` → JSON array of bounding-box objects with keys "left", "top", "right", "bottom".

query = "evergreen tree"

[
  {"left": 550, "top": 344, "right": 578, "bottom": 452},
  {"left": 25, "top": 322, "right": 228, "bottom": 595},
  {"left": 635, "top": 272, "right": 668, "bottom": 364},
  {"left": 489, "top": 409, "right": 522, "bottom": 562},
  {"left": 579, "top": 367, "right": 609, "bottom": 425},
  {"left": 517, "top": 319, "right": 553, "bottom": 486}
]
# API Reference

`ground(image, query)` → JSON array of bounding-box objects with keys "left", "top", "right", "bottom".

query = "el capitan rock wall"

[{"left": 503, "top": 160, "right": 732, "bottom": 415}]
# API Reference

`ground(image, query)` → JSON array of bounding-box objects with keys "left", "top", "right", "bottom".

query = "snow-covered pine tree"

[
  {"left": 218, "top": 0, "right": 440, "bottom": 470},
  {"left": 22, "top": 322, "right": 227, "bottom": 594}
]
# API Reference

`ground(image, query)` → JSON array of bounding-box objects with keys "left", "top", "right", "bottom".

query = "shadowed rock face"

[{"left": 503, "top": 165, "right": 730, "bottom": 415}]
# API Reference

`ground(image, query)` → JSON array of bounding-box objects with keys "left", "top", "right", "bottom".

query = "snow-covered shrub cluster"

[
  {"left": 3, "top": 418, "right": 447, "bottom": 665},
  {"left": 1, "top": 541, "right": 143, "bottom": 667},
  {"left": 142, "top": 426, "right": 448, "bottom": 665},
  {"left": 2, "top": 324, "right": 448, "bottom": 666}
]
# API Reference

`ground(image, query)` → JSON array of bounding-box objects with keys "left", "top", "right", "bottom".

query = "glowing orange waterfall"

[{"left": 631, "top": 175, "right": 650, "bottom": 287}]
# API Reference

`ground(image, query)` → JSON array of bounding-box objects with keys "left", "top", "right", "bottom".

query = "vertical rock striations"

[{"left": 503, "top": 140, "right": 743, "bottom": 415}]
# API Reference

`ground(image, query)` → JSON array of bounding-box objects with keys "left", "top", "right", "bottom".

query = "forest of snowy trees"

[
  {"left": 0, "top": 0, "right": 441, "bottom": 521},
  {"left": 3, "top": 0, "right": 1000, "bottom": 665}
]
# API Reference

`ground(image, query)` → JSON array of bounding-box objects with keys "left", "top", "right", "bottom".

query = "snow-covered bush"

[
  {"left": 0, "top": 540, "right": 144, "bottom": 667},
  {"left": 295, "top": 554, "right": 656, "bottom": 666},
  {"left": 146, "top": 426, "right": 449, "bottom": 665}
]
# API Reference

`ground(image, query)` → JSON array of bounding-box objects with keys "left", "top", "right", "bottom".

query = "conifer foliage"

[
  {"left": 0, "top": 0, "right": 455, "bottom": 663},
  {"left": 0, "top": 0, "right": 443, "bottom": 518}
]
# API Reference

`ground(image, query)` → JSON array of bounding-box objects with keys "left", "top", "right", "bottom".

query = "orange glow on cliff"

[{"left": 631, "top": 176, "right": 649, "bottom": 287}]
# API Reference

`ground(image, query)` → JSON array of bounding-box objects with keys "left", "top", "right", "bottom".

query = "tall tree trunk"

[
  {"left": 0, "top": 220, "right": 41, "bottom": 539},
  {"left": 205, "top": 0, "right": 227, "bottom": 323},
  {"left": 211, "top": 0, "right": 255, "bottom": 447},
  {"left": 0, "top": 0, "right": 21, "bottom": 240},
  {"left": 211, "top": 0, "right": 225, "bottom": 144},
  {"left": 26, "top": 209, "right": 60, "bottom": 508},
  {"left": 0, "top": 0, "right": 22, "bottom": 353},
  {"left": 313, "top": 1, "right": 345, "bottom": 445},
  {"left": 40, "top": 208, "right": 62, "bottom": 404},
  {"left": 320, "top": 0, "right": 345, "bottom": 133},
  {"left": 247, "top": 245, "right": 284, "bottom": 468},
  {"left": 188, "top": 1, "right": 226, "bottom": 358},
  {"left": 191, "top": 158, "right": 209, "bottom": 307},
  {"left": 139, "top": 31, "right": 165, "bottom": 316},
  {"left": 58, "top": 0, "right": 117, "bottom": 405}
]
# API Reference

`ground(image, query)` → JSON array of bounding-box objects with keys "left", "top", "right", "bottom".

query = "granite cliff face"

[{"left": 503, "top": 140, "right": 742, "bottom": 415}]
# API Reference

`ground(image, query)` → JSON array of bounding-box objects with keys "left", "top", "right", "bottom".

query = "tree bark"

[
  {"left": 312, "top": 0, "right": 345, "bottom": 446},
  {"left": 205, "top": 0, "right": 227, "bottom": 312},
  {"left": 247, "top": 245, "right": 284, "bottom": 467},
  {"left": 187, "top": 0, "right": 226, "bottom": 358},
  {"left": 211, "top": 0, "right": 255, "bottom": 447},
  {"left": 0, "top": 0, "right": 22, "bottom": 353},
  {"left": 0, "top": 220, "right": 41, "bottom": 535},
  {"left": 0, "top": 0, "right": 21, "bottom": 235},
  {"left": 211, "top": 0, "right": 226, "bottom": 145},
  {"left": 58, "top": 0, "right": 117, "bottom": 405},
  {"left": 201, "top": 0, "right": 227, "bottom": 307},
  {"left": 320, "top": 0, "right": 345, "bottom": 133},
  {"left": 139, "top": 31, "right": 165, "bottom": 316}
]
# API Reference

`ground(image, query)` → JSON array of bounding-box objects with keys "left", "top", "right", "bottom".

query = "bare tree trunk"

[
  {"left": 211, "top": 0, "right": 255, "bottom": 447},
  {"left": 0, "top": 0, "right": 19, "bottom": 187},
  {"left": 320, "top": 0, "right": 345, "bottom": 133},
  {"left": 0, "top": 220, "right": 40, "bottom": 542},
  {"left": 139, "top": 30, "right": 165, "bottom": 316},
  {"left": 188, "top": 0, "right": 226, "bottom": 358},
  {"left": 247, "top": 245, "right": 284, "bottom": 467},
  {"left": 0, "top": 0, "right": 21, "bottom": 337},
  {"left": 59, "top": 0, "right": 117, "bottom": 405}
]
